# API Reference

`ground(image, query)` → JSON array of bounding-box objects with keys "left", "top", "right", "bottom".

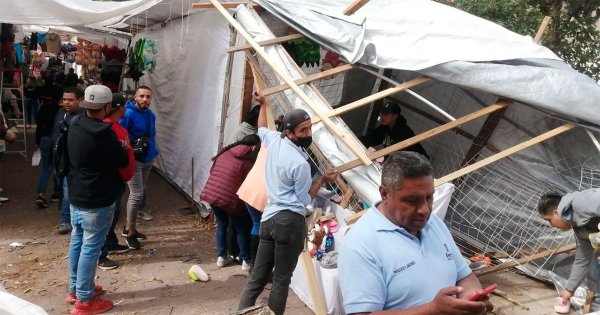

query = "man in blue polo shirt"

[
  {"left": 339, "top": 152, "right": 493, "bottom": 315},
  {"left": 238, "top": 91, "right": 337, "bottom": 315}
]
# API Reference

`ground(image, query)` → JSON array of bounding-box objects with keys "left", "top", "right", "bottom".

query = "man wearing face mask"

[
  {"left": 66, "top": 85, "right": 129, "bottom": 314},
  {"left": 238, "top": 91, "right": 338, "bottom": 315}
]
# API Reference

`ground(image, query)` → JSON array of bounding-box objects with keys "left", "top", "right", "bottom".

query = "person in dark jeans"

[{"left": 238, "top": 92, "right": 337, "bottom": 314}]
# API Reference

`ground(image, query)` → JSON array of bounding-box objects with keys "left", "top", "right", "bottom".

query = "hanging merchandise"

[
  {"left": 74, "top": 39, "right": 102, "bottom": 83},
  {"left": 285, "top": 36, "right": 321, "bottom": 67},
  {"left": 101, "top": 45, "right": 126, "bottom": 62},
  {"left": 37, "top": 32, "right": 47, "bottom": 52},
  {"left": 12, "top": 43, "right": 23, "bottom": 65},
  {"left": 142, "top": 38, "right": 157, "bottom": 72},
  {"left": 29, "top": 32, "right": 38, "bottom": 50},
  {"left": 46, "top": 33, "right": 61, "bottom": 54},
  {"left": 128, "top": 37, "right": 158, "bottom": 81}
]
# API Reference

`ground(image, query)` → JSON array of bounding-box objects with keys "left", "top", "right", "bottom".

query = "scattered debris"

[{"left": 9, "top": 242, "right": 24, "bottom": 249}]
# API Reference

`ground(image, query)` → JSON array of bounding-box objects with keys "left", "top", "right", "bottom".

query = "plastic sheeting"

[
  {"left": 137, "top": 9, "right": 243, "bottom": 202},
  {"left": 254, "top": 0, "right": 600, "bottom": 127},
  {"left": 0, "top": 0, "right": 161, "bottom": 27}
]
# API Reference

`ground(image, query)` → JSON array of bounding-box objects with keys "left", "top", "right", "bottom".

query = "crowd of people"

[{"left": 8, "top": 70, "right": 593, "bottom": 315}]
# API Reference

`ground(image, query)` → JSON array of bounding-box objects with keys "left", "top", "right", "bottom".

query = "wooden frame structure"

[{"left": 199, "top": 2, "right": 576, "bottom": 312}]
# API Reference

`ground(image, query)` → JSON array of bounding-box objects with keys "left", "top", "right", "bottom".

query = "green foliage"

[{"left": 437, "top": 0, "right": 600, "bottom": 81}]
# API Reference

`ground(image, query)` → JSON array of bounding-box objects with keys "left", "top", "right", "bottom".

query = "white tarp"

[
  {"left": 137, "top": 9, "right": 244, "bottom": 202},
  {"left": 254, "top": 0, "right": 600, "bottom": 127},
  {"left": 0, "top": 0, "right": 161, "bottom": 27}
]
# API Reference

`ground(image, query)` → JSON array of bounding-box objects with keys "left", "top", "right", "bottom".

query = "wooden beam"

[
  {"left": 209, "top": 0, "right": 372, "bottom": 166},
  {"left": 534, "top": 16, "right": 551, "bottom": 44},
  {"left": 311, "top": 76, "right": 431, "bottom": 124},
  {"left": 262, "top": 64, "right": 356, "bottom": 96},
  {"left": 343, "top": 0, "right": 370, "bottom": 15},
  {"left": 337, "top": 101, "right": 511, "bottom": 176},
  {"left": 299, "top": 251, "right": 328, "bottom": 315},
  {"left": 475, "top": 243, "right": 575, "bottom": 276},
  {"left": 240, "top": 61, "right": 254, "bottom": 124},
  {"left": 435, "top": 123, "right": 575, "bottom": 186},
  {"left": 227, "top": 33, "right": 304, "bottom": 53},
  {"left": 251, "top": 65, "right": 276, "bottom": 130},
  {"left": 192, "top": 2, "right": 257, "bottom": 9}
]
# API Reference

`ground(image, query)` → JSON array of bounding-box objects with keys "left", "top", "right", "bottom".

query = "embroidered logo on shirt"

[
  {"left": 393, "top": 261, "right": 416, "bottom": 274},
  {"left": 444, "top": 243, "right": 453, "bottom": 260}
]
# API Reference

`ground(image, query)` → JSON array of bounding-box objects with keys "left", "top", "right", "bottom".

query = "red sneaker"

[
  {"left": 66, "top": 285, "right": 103, "bottom": 304},
  {"left": 70, "top": 297, "right": 113, "bottom": 315}
]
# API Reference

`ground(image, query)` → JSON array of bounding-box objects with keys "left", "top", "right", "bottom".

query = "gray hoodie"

[{"left": 557, "top": 189, "right": 600, "bottom": 292}]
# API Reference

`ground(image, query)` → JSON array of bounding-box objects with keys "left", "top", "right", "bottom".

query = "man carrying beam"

[{"left": 238, "top": 91, "right": 337, "bottom": 315}]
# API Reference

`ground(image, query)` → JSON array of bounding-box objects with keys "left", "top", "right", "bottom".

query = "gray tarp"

[{"left": 254, "top": 0, "right": 600, "bottom": 127}]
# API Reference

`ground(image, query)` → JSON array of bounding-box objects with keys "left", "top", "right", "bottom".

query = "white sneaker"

[
  {"left": 0, "top": 197, "right": 9, "bottom": 202},
  {"left": 241, "top": 260, "right": 251, "bottom": 271},
  {"left": 137, "top": 210, "right": 154, "bottom": 221},
  {"left": 216, "top": 255, "right": 234, "bottom": 268}
]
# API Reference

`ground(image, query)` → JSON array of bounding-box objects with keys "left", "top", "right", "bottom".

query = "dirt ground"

[{"left": 0, "top": 130, "right": 574, "bottom": 314}]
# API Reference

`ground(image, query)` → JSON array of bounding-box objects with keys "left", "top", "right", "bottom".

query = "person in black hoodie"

[
  {"left": 51, "top": 86, "right": 84, "bottom": 235},
  {"left": 66, "top": 85, "right": 128, "bottom": 314},
  {"left": 361, "top": 100, "right": 429, "bottom": 160}
]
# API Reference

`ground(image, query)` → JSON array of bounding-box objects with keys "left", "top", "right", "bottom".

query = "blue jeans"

[
  {"left": 24, "top": 97, "right": 38, "bottom": 125},
  {"left": 100, "top": 182, "right": 126, "bottom": 260},
  {"left": 246, "top": 203, "right": 262, "bottom": 237},
  {"left": 60, "top": 177, "right": 70, "bottom": 224},
  {"left": 36, "top": 137, "right": 53, "bottom": 194},
  {"left": 68, "top": 203, "right": 115, "bottom": 301},
  {"left": 213, "top": 205, "right": 252, "bottom": 262}
]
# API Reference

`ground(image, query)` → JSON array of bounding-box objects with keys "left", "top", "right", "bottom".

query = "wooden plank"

[
  {"left": 251, "top": 65, "right": 276, "bottom": 130},
  {"left": 241, "top": 61, "right": 254, "bottom": 124},
  {"left": 192, "top": 2, "right": 257, "bottom": 9},
  {"left": 475, "top": 244, "right": 576, "bottom": 276},
  {"left": 339, "top": 188, "right": 354, "bottom": 209},
  {"left": 343, "top": 0, "right": 370, "bottom": 15},
  {"left": 262, "top": 64, "right": 356, "bottom": 96},
  {"left": 227, "top": 33, "right": 304, "bottom": 53},
  {"left": 534, "top": 16, "right": 551, "bottom": 44},
  {"left": 337, "top": 101, "right": 511, "bottom": 175},
  {"left": 209, "top": 0, "right": 372, "bottom": 166},
  {"left": 300, "top": 251, "right": 328, "bottom": 315},
  {"left": 311, "top": 76, "right": 430, "bottom": 124},
  {"left": 435, "top": 123, "right": 575, "bottom": 186}
]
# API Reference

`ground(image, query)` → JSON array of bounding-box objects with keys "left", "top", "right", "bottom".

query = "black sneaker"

[
  {"left": 126, "top": 236, "right": 141, "bottom": 250},
  {"left": 97, "top": 257, "right": 118, "bottom": 270},
  {"left": 50, "top": 193, "right": 60, "bottom": 202},
  {"left": 108, "top": 244, "right": 131, "bottom": 254},
  {"left": 121, "top": 226, "right": 147, "bottom": 240},
  {"left": 35, "top": 196, "right": 49, "bottom": 209}
]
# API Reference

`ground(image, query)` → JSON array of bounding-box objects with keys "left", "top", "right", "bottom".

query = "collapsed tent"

[{"left": 205, "top": 0, "right": 600, "bottom": 310}]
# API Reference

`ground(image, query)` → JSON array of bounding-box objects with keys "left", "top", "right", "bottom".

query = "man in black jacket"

[
  {"left": 51, "top": 87, "right": 84, "bottom": 234},
  {"left": 362, "top": 100, "right": 429, "bottom": 160},
  {"left": 66, "top": 85, "right": 128, "bottom": 314}
]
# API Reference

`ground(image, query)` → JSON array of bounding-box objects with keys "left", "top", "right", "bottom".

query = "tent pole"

[
  {"left": 218, "top": 27, "right": 238, "bottom": 151},
  {"left": 208, "top": 0, "right": 373, "bottom": 167},
  {"left": 435, "top": 123, "right": 575, "bottom": 186}
]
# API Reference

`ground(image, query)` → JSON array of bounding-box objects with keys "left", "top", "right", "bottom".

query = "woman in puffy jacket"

[{"left": 200, "top": 134, "right": 260, "bottom": 270}]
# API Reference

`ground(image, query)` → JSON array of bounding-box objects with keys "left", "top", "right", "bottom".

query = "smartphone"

[{"left": 468, "top": 284, "right": 498, "bottom": 301}]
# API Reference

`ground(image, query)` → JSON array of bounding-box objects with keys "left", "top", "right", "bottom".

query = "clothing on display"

[
  {"left": 29, "top": 32, "right": 38, "bottom": 50},
  {"left": 46, "top": 33, "right": 61, "bottom": 54}
]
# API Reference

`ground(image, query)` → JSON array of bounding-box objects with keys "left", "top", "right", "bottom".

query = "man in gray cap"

[
  {"left": 65, "top": 85, "right": 129, "bottom": 314},
  {"left": 238, "top": 91, "right": 338, "bottom": 315}
]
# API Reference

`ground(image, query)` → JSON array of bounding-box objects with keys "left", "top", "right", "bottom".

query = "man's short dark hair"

[
  {"left": 136, "top": 86, "right": 152, "bottom": 93},
  {"left": 537, "top": 192, "right": 563, "bottom": 216},
  {"left": 381, "top": 151, "right": 432, "bottom": 191},
  {"left": 63, "top": 86, "right": 83, "bottom": 99}
]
